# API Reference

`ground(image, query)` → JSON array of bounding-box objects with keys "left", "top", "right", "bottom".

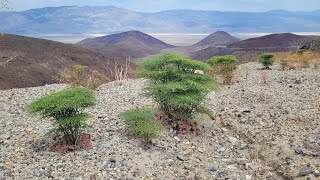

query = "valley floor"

[{"left": 0, "top": 63, "right": 319, "bottom": 179}]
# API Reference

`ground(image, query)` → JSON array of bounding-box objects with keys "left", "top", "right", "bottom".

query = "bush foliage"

[
  {"left": 207, "top": 55, "right": 238, "bottom": 66},
  {"left": 28, "top": 88, "right": 96, "bottom": 145},
  {"left": 259, "top": 53, "right": 275, "bottom": 68},
  {"left": 59, "top": 64, "right": 105, "bottom": 90},
  {"left": 138, "top": 53, "right": 218, "bottom": 121},
  {"left": 207, "top": 55, "right": 238, "bottom": 85},
  {"left": 120, "top": 108, "right": 162, "bottom": 142}
]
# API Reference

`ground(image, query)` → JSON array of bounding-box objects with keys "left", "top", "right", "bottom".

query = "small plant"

[
  {"left": 259, "top": 53, "right": 275, "bottom": 69},
  {"left": 120, "top": 108, "right": 162, "bottom": 142},
  {"left": 138, "top": 53, "right": 218, "bottom": 122},
  {"left": 59, "top": 64, "right": 106, "bottom": 90},
  {"left": 301, "top": 60, "right": 310, "bottom": 68},
  {"left": 280, "top": 59, "right": 288, "bottom": 70},
  {"left": 260, "top": 70, "right": 269, "bottom": 84},
  {"left": 207, "top": 55, "right": 238, "bottom": 85},
  {"left": 28, "top": 88, "right": 96, "bottom": 146},
  {"left": 113, "top": 57, "right": 130, "bottom": 81}
]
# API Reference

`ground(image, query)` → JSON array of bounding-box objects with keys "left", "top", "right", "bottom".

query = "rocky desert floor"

[{"left": 0, "top": 62, "right": 319, "bottom": 180}]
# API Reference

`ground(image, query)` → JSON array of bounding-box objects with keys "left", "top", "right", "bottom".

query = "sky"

[{"left": 8, "top": 0, "right": 320, "bottom": 12}]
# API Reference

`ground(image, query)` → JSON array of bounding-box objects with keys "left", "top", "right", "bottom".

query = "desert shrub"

[
  {"left": 260, "top": 70, "right": 269, "bottom": 84},
  {"left": 280, "top": 59, "right": 288, "bottom": 70},
  {"left": 275, "top": 51, "right": 320, "bottom": 69},
  {"left": 138, "top": 53, "right": 218, "bottom": 122},
  {"left": 59, "top": 65, "right": 106, "bottom": 90},
  {"left": 120, "top": 108, "right": 162, "bottom": 142},
  {"left": 207, "top": 55, "right": 238, "bottom": 85},
  {"left": 259, "top": 53, "right": 275, "bottom": 68},
  {"left": 28, "top": 88, "right": 96, "bottom": 145},
  {"left": 297, "top": 49, "right": 307, "bottom": 55}
]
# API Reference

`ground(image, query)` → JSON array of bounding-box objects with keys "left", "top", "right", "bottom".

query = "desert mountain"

[
  {"left": 0, "top": 34, "right": 132, "bottom": 90},
  {"left": 1, "top": 6, "right": 320, "bottom": 34},
  {"left": 192, "top": 31, "right": 240, "bottom": 47},
  {"left": 78, "top": 31, "right": 175, "bottom": 61},
  {"left": 191, "top": 33, "right": 320, "bottom": 61},
  {"left": 228, "top": 33, "right": 316, "bottom": 48}
]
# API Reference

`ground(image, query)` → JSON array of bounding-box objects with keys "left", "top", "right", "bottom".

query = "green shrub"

[
  {"left": 259, "top": 53, "right": 275, "bottom": 68},
  {"left": 280, "top": 59, "right": 288, "bottom": 70},
  {"left": 138, "top": 53, "right": 218, "bottom": 122},
  {"left": 207, "top": 55, "right": 238, "bottom": 85},
  {"left": 207, "top": 55, "right": 238, "bottom": 66},
  {"left": 120, "top": 108, "right": 162, "bottom": 142},
  {"left": 28, "top": 88, "right": 96, "bottom": 145}
]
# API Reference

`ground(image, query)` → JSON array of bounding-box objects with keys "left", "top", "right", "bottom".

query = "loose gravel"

[{"left": 0, "top": 62, "right": 319, "bottom": 179}]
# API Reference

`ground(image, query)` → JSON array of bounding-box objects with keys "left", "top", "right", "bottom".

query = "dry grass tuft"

[
  {"left": 260, "top": 70, "right": 269, "bottom": 84},
  {"left": 112, "top": 57, "right": 130, "bottom": 82},
  {"left": 275, "top": 51, "right": 320, "bottom": 69},
  {"left": 58, "top": 65, "right": 107, "bottom": 90},
  {"left": 211, "top": 63, "right": 237, "bottom": 85}
]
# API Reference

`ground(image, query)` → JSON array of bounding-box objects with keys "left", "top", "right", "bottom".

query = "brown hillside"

[
  {"left": 193, "top": 31, "right": 240, "bottom": 48},
  {"left": 77, "top": 31, "right": 175, "bottom": 62},
  {"left": 0, "top": 34, "right": 133, "bottom": 90},
  {"left": 228, "top": 33, "right": 317, "bottom": 48}
]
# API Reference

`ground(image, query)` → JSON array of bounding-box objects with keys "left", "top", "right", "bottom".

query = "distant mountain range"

[{"left": 1, "top": 6, "right": 320, "bottom": 34}]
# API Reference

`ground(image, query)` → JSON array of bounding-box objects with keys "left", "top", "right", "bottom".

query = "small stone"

[
  {"left": 198, "top": 147, "right": 204, "bottom": 153},
  {"left": 299, "top": 166, "right": 312, "bottom": 176},
  {"left": 101, "top": 143, "right": 112, "bottom": 149},
  {"left": 110, "top": 157, "right": 116, "bottom": 163},
  {"left": 314, "top": 170, "right": 320, "bottom": 177},
  {"left": 240, "top": 144, "right": 248, "bottom": 150},
  {"left": 245, "top": 175, "right": 252, "bottom": 179},
  {"left": 221, "top": 128, "right": 228, "bottom": 132},
  {"left": 259, "top": 169, "right": 267, "bottom": 175},
  {"left": 174, "top": 136, "right": 181, "bottom": 142},
  {"left": 228, "top": 136, "right": 238, "bottom": 145},
  {"left": 211, "top": 165, "right": 219, "bottom": 171},
  {"left": 177, "top": 154, "right": 186, "bottom": 161},
  {"left": 295, "top": 147, "right": 303, "bottom": 154}
]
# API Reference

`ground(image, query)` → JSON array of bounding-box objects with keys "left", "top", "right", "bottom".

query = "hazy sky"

[{"left": 9, "top": 0, "right": 320, "bottom": 12}]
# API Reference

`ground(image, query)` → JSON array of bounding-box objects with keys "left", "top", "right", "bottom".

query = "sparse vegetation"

[
  {"left": 113, "top": 57, "right": 130, "bottom": 81},
  {"left": 275, "top": 51, "right": 320, "bottom": 69},
  {"left": 207, "top": 55, "right": 238, "bottom": 85},
  {"left": 260, "top": 70, "right": 269, "bottom": 84},
  {"left": 120, "top": 108, "right": 162, "bottom": 142},
  {"left": 59, "top": 65, "right": 105, "bottom": 90},
  {"left": 259, "top": 53, "right": 275, "bottom": 69},
  {"left": 280, "top": 59, "right": 288, "bottom": 70},
  {"left": 28, "top": 88, "right": 96, "bottom": 145},
  {"left": 138, "top": 53, "right": 218, "bottom": 122}
]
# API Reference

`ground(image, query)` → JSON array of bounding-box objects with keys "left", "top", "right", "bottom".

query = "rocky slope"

[
  {"left": 0, "top": 34, "right": 133, "bottom": 90},
  {"left": 0, "top": 63, "right": 319, "bottom": 179}
]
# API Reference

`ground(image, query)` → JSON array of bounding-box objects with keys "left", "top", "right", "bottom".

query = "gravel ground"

[{"left": 0, "top": 62, "right": 319, "bottom": 179}]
